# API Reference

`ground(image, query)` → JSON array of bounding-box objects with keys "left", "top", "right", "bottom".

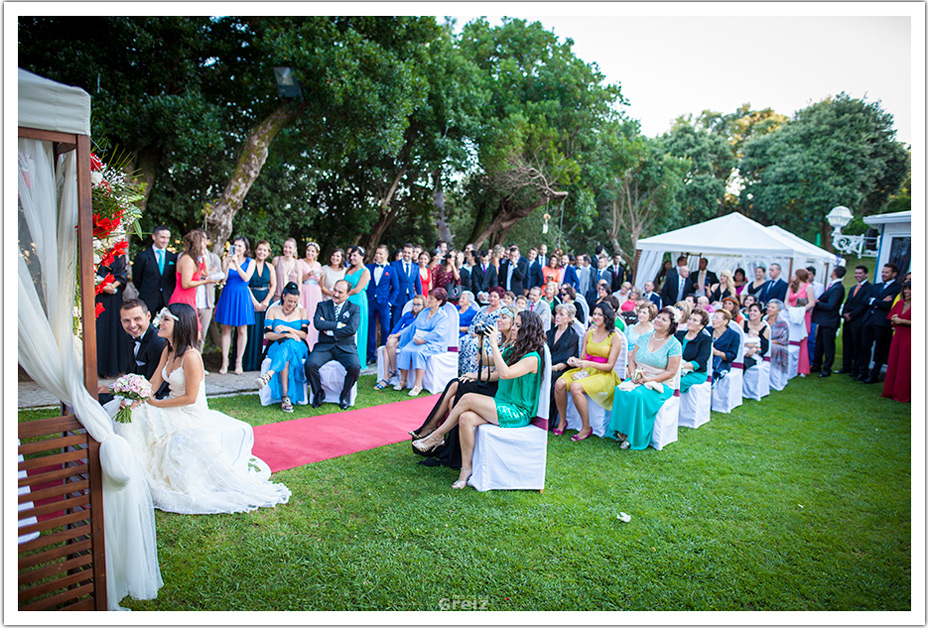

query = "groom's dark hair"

[{"left": 166, "top": 303, "right": 198, "bottom": 359}]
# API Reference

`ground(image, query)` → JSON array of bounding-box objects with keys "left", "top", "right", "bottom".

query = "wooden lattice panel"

[{"left": 18, "top": 414, "right": 106, "bottom": 610}]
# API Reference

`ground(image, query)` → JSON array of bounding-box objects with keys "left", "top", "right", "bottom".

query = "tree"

[
  {"left": 458, "top": 18, "right": 626, "bottom": 247},
  {"left": 739, "top": 93, "right": 910, "bottom": 241}
]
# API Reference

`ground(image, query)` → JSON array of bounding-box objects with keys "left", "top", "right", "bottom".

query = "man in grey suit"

[{"left": 305, "top": 280, "right": 361, "bottom": 410}]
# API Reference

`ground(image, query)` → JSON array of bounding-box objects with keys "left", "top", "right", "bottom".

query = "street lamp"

[
  {"left": 827, "top": 205, "right": 874, "bottom": 258},
  {"left": 826, "top": 206, "right": 853, "bottom": 234},
  {"left": 273, "top": 66, "right": 302, "bottom": 99}
]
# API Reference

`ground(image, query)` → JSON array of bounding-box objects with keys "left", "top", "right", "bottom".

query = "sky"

[{"left": 452, "top": 7, "right": 916, "bottom": 146}]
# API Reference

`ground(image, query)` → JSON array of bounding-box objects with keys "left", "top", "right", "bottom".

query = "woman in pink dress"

[
  {"left": 272, "top": 237, "right": 303, "bottom": 303},
  {"left": 169, "top": 229, "right": 217, "bottom": 339},
  {"left": 785, "top": 268, "right": 816, "bottom": 376},
  {"left": 299, "top": 241, "right": 323, "bottom": 349}
]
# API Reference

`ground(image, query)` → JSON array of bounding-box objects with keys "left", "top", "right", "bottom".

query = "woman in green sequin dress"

[{"left": 412, "top": 310, "right": 547, "bottom": 489}]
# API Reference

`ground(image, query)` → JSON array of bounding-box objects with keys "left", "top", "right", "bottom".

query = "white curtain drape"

[
  {"left": 18, "top": 138, "right": 162, "bottom": 610},
  {"left": 633, "top": 249, "right": 663, "bottom": 290}
]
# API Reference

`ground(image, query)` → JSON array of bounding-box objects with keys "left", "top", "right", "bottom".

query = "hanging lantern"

[{"left": 542, "top": 212, "right": 551, "bottom": 234}]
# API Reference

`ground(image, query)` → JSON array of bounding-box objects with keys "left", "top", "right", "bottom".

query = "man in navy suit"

[
  {"left": 642, "top": 280, "right": 662, "bottom": 309},
  {"left": 561, "top": 254, "right": 580, "bottom": 290},
  {"left": 660, "top": 264, "right": 693, "bottom": 309},
  {"left": 132, "top": 225, "right": 177, "bottom": 314},
  {"left": 499, "top": 244, "right": 529, "bottom": 295},
  {"left": 608, "top": 254, "right": 626, "bottom": 293},
  {"left": 837, "top": 265, "right": 871, "bottom": 375},
  {"left": 366, "top": 244, "right": 400, "bottom": 363},
  {"left": 587, "top": 255, "right": 613, "bottom": 304},
  {"left": 759, "top": 263, "right": 788, "bottom": 305},
  {"left": 526, "top": 247, "right": 544, "bottom": 291},
  {"left": 810, "top": 266, "right": 846, "bottom": 377},
  {"left": 306, "top": 280, "right": 361, "bottom": 410},
  {"left": 470, "top": 249, "right": 498, "bottom": 295},
  {"left": 855, "top": 263, "right": 900, "bottom": 383},
  {"left": 390, "top": 243, "right": 421, "bottom": 330}
]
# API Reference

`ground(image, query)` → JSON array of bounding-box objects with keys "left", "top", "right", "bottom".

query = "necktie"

[
  {"left": 405, "top": 262, "right": 410, "bottom": 276},
  {"left": 334, "top": 303, "right": 342, "bottom": 320},
  {"left": 157, "top": 249, "right": 164, "bottom": 274},
  {"left": 134, "top": 338, "right": 142, "bottom": 358},
  {"left": 853, "top": 283, "right": 860, "bottom": 297}
]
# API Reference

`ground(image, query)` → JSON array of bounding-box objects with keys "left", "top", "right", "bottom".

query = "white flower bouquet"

[{"left": 110, "top": 373, "right": 153, "bottom": 423}]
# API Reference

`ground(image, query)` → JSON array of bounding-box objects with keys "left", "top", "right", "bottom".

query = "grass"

[{"left": 18, "top": 360, "right": 911, "bottom": 611}]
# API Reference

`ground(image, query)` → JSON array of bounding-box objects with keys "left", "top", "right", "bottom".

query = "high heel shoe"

[
  {"left": 571, "top": 429, "right": 592, "bottom": 442},
  {"left": 452, "top": 467, "right": 472, "bottom": 489},
  {"left": 552, "top": 424, "right": 566, "bottom": 436},
  {"left": 412, "top": 434, "right": 444, "bottom": 453}
]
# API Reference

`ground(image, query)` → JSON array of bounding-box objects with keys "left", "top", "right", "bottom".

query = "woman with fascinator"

[
  {"left": 114, "top": 303, "right": 290, "bottom": 514},
  {"left": 606, "top": 306, "right": 683, "bottom": 450}
]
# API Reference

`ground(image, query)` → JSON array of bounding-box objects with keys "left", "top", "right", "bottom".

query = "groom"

[
  {"left": 305, "top": 280, "right": 361, "bottom": 410},
  {"left": 97, "top": 298, "right": 169, "bottom": 404}
]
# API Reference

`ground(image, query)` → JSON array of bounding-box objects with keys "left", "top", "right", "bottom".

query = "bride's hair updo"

[{"left": 166, "top": 303, "right": 198, "bottom": 358}]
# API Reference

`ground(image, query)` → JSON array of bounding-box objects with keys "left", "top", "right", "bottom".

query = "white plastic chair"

[
  {"left": 769, "top": 351, "right": 789, "bottom": 392},
  {"left": 742, "top": 346, "right": 771, "bottom": 401},
  {"left": 468, "top": 345, "right": 552, "bottom": 492},
  {"left": 711, "top": 322, "right": 745, "bottom": 414},
  {"left": 564, "top": 332, "right": 628, "bottom": 438},
  {"left": 650, "top": 362, "right": 682, "bottom": 450}
]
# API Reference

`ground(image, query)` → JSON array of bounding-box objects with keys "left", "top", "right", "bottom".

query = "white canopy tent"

[
  {"left": 765, "top": 225, "right": 837, "bottom": 280},
  {"left": 17, "top": 69, "right": 162, "bottom": 610},
  {"left": 634, "top": 212, "right": 837, "bottom": 290}
]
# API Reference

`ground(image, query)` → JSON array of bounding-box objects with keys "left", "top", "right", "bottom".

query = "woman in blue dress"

[
  {"left": 242, "top": 239, "right": 276, "bottom": 372},
  {"left": 255, "top": 283, "right": 309, "bottom": 413},
  {"left": 607, "top": 307, "right": 682, "bottom": 450},
  {"left": 457, "top": 290, "right": 479, "bottom": 338},
  {"left": 215, "top": 235, "right": 256, "bottom": 374},
  {"left": 343, "top": 245, "right": 371, "bottom": 368},
  {"left": 395, "top": 288, "right": 451, "bottom": 396}
]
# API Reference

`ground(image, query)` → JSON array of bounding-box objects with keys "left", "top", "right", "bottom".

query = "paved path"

[{"left": 18, "top": 366, "right": 378, "bottom": 409}]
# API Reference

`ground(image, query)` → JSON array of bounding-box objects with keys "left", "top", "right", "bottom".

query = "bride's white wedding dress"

[{"left": 114, "top": 363, "right": 291, "bottom": 514}]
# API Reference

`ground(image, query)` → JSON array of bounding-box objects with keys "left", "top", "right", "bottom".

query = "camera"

[{"left": 474, "top": 322, "right": 494, "bottom": 336}]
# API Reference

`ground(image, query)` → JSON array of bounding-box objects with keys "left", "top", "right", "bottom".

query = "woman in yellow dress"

[{"left": 552, "top": 302, "right": 626, "bottom": 441}]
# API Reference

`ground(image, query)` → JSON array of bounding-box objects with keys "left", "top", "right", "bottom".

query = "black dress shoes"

[
  {"left": 339, "top": 398, "right": 351, "bottom": 411},
  {"left": 810, "top": 366, "right": 821, "bottom": 373},
  {"left": 818, "top": 371, "right": 831, "bottom": 378},
  {"left": 311, "top": 395, "right": 324, "bottom": 408}
]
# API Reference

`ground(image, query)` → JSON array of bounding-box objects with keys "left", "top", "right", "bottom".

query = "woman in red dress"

[
  {"left": 169, "top": 229, "right": 217, "bottom": 338},
  {"left": 882, "top": 280, "right": 911, "bottom": 403},
  {"left": 417, "top": 251, "right": 433, "bottom": 297}
]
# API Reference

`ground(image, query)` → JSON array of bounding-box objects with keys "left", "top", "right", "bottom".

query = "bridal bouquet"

[{"left": 110, "top": 374, "right": 153, "bottom": 424}]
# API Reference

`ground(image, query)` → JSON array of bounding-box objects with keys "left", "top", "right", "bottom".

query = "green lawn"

[{"left": 19, "top": 361, "right": 911, "bottom": 611}]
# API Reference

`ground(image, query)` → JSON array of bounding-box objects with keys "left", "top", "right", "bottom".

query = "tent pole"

[{"left": 788, "top": 258, "right": 794, "bottom": 279}]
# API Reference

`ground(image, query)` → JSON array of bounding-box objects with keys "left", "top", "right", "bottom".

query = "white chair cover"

[
  {"left": 711, "top": 322, "right": 745, "bottom": 414},
  {"left": 320, "top": 360, "right": 359, "bottom": 405},
  {"left": 650, "top": 363, "right": 682, "bottom": 450},
  {"left": 786, "top": 308, "right": 807, "bottom": 380},
  {"left": 565, "top": 332, "right": 628, "bottom": 438},
  {"left": 575, "top": 297, "right": 590, "bottom": 325},
  {"left": 422, "top": 302, "right": 460, "bottom": 394},
  {"left": 570, "top": 319, "right": 586, "bottom": 339},
  {"left": 678, "top": 376, "right": 711, "bottom": 429},
  {"left": 742, "top": 349, "right": 772, "bottom": 401},
  {"left": 468, "top": 345, "right": 552, "bottom": 491}
]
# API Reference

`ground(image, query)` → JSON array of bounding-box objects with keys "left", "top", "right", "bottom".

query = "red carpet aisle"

[{"left": 252, "top": 395, "right": 438, "bottom": 472}]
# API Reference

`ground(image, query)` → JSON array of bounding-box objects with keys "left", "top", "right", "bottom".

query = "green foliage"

[{"left": 739, "top": 93, "right": 910, "bottom": 240}]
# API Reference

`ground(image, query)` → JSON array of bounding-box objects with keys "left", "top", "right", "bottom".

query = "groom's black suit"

[
  {"left": 305, "top": 299, "right": 361, "bottom": 408},
  {"left": 99, "top": 323, "right": 169, "bottom": 403}
]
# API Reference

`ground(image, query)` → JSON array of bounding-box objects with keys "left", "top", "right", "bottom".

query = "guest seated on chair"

[
  {"left": 409, "top": 309, "right": 516, "bottom": 469},
  {"left": 721, "top": 296, "right": 744, "bottom": 324},
  {"left": 742, "top": 303, "right": 770, "bottom": 371},
  {"left": 305, "top": 279, "right": 361, "bottom": 410},
  {"left": 559, "top": 285, "right": 584, "bottom": 324},
  {"left": 709, "top": 269, "right": 737, "bottom": 303},
  {"left": 394, "top": 288, "right": 451, "bottom": 397},
  {"left": 255, "top": 282, "right": 309, "bottom": 413},
  {"left": 459, "top": 286, "right": 505, "bottom": 374},
  {"left": 675, "top": 308, "right": 712, "bottom": 393},
  {"left": 710, "top": 309, "right": 738, "bottom": 386},
  {"left": 552, "top": 302, "right": 625, "bottom": 441},
  {"left": 606, "top": 307, "right": 682, "bottom": 450},
  {"left": 625, "top": 300, "right": 657, "bottom": 350},
  {"left": 412, "top": 310, "right": 546, "bottom": 490},
  {"left": 375, "top": 295, "right": 426, "bottom": 390},
  {"left": 546, "top": 303, "right": 581, "bottom": 430},
  {"left": 621, "top": 288, "right": 641, "bottom": 313},
  {"left": 765, "top": 299, "right": 790, "bottom": 384},
  {"left": 457, "top": 290, "right": 479, "bottom": 337}
]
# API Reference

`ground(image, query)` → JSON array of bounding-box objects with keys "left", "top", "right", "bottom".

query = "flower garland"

[{"left": 74, "top": 146, "right": 145, "bottom": 333}]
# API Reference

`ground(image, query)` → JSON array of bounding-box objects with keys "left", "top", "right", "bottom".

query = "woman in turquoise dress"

[
  {"left": 255, "top": 283, "right": 309, "bottom": 413},
  {"left": 242, "top": 239, "right": 276, "bottom": 372},
  {"left": 394, "top": 288, "right": 451, "bottom": 397},
  {"left": 343, "top": 245, "right": 371, "bottom": 368},
  {"left": 412, "top": 310, "right": 546, "bottom": 489},
  {"left": 607, "top": 307, "right": 682, "bottom": 450}
]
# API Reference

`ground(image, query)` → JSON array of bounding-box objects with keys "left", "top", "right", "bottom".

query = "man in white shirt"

[
  {"left": 537, "top": 243, "right": 548, "bottom": 269},
  {"left": 694, "top": 258, "right": 718, "bottom": 298},
  {"left": 528, "top": 286, "right": 552, "bottom": 331},
  {"left": 642, "top": 280, "right": 661, "bottom": 308}
]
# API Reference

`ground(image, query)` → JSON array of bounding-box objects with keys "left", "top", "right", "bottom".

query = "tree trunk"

[
  {"left": 129, "top": 145, "right": 161, "bottom": 212},
  {"left": 359, "top": 164, "right": 408, "bottom": 253},
  {"left": 206, "top": 101, "right": 303, "bottom": 253},
  {"left": 432, "top": 171, "right": 453, "bottom": 244}
]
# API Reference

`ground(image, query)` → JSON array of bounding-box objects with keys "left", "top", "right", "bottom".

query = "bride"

[{"left": 113, "top": 302, "right": 291, "bottom": 514}]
